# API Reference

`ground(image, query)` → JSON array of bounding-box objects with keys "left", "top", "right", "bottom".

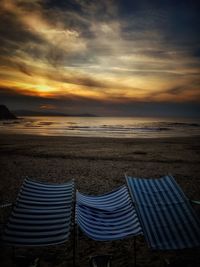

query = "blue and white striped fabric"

[
  {"left": 76, "top": 186, "right": 143, "bottom": 241},
  {"left": 77, "top": 185, "right": 131, "bottom": 211},
  {"left": 2, "top": 178, "right": 74, "bottom": 246},
  {"left": 126, "top": 175, "right": 200, "bottom": 250}
]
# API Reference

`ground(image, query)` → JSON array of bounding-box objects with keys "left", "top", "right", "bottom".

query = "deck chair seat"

[
  {"left": 126, "top": 175, "right": 200, "bottom": 250},
  {"left": 1, "top": 178, "right": 74, "bottom": 247},
  {"left": 76, "top": 186, "right": 142, "bottom": 241}
]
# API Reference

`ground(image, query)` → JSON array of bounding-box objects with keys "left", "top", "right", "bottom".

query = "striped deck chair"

[
  {"left": 1, "top": 178, "right": 75, "bottom": 246},
  {"left": 76, "top": 185, "right": 142, "bottom": 241},
  {"left": 126, "top": 175, "right": 200, "bottom": 250}
]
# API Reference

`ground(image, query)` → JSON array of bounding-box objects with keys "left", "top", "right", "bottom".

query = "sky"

[{"left": 0, "top": 0, "right": 200, "bottom": 117}]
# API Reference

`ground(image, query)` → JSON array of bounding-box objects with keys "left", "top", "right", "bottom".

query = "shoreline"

[
  {"left": 0, "top": 132, "right": 200, "bottom": 140},
  {"left": 1, "top": 115, "right": 200, "bottom": 139}
]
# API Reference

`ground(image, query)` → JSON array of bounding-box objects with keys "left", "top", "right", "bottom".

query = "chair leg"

[{"left": 89, "top": 255, "right": 112, "bottom": 267}]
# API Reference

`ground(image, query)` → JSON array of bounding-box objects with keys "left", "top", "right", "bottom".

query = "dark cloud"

[
  {"left": 148, "top": 83, "right": 200, "bottom": 101},
  {"left": 1, "top": 85, "right": 199, "bottom": 117},
  {"left": 17, "top": 63, "right": 33, "bottom": 76},
  {"left": 0, "top": 1, "right": 83, "bottom": 67},
  {"left": 53, "top": 75, "right": 109, "bottom": 89},
  {"left": 45, "top": 0, "right": 81, "bottom": 11},
  {"left": 192, "top": 48, "right": 200, "bottom": 58},
  {"left": 0, "top": 11, "right": 43, "bottom": 56},
  {"left": 163, "top": 86, "right": 188, "bottom": 96},
  {"left": 120, "top": 0, "right": 200, "bottom": 56}
]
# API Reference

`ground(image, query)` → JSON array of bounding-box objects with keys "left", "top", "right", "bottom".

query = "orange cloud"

[{"left": 40, "top": 104, "right": 56, "bottom": 110}]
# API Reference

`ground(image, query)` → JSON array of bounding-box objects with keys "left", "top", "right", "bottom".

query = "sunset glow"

[{"left": 0, "top": 0, "right": 199, "bottom": 116}]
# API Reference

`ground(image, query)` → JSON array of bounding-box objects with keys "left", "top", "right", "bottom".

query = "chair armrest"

[
  {"left": 189, "top": 200, "right": 200, "bottom": 205},
  {"left": 0, "top": 203, "right": 13, "bottom": 209}
]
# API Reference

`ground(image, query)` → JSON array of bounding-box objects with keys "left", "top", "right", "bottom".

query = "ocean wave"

[
  {"left": 158, "top": 122, "right": 200, "bottom": 128},
  {"left": 66, "top": 126, "right": 172, "bottom": 132},
  {"left": 1, "top": 117, "right": 199, "bottom": 138}
]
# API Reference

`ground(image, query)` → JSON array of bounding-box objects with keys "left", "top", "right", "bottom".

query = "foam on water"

[{"left": 0, "top": 116, "right": 199, "bottom": 138}]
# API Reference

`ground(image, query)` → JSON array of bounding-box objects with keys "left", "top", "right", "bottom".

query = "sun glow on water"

[{"left": 0, "top": 116, "right": 199, "bottom": 138}]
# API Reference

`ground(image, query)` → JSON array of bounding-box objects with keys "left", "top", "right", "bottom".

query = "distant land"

[
  {"left": 13, "top": 109, "right": 98, "bottom": 117},
  {"left": 0, "top": 105, "right": 17, "bottom": 120}
]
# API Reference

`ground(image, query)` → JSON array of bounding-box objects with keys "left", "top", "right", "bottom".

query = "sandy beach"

[{"left": 0, "top": 134, "right": 200, "bottom": 267}]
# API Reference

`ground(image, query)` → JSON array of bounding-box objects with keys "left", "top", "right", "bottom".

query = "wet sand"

[{"left": 0, "top": 134, "right": 200, "bottom": 266}]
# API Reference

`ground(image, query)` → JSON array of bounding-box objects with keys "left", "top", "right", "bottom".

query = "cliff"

[{"left": 0, "top": 105, "right": 17, "bottom": 120}]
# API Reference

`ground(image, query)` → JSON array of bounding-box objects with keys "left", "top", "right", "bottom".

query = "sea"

[{"left": 0, "top": 116, "right": 200, "bottom": 138}]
